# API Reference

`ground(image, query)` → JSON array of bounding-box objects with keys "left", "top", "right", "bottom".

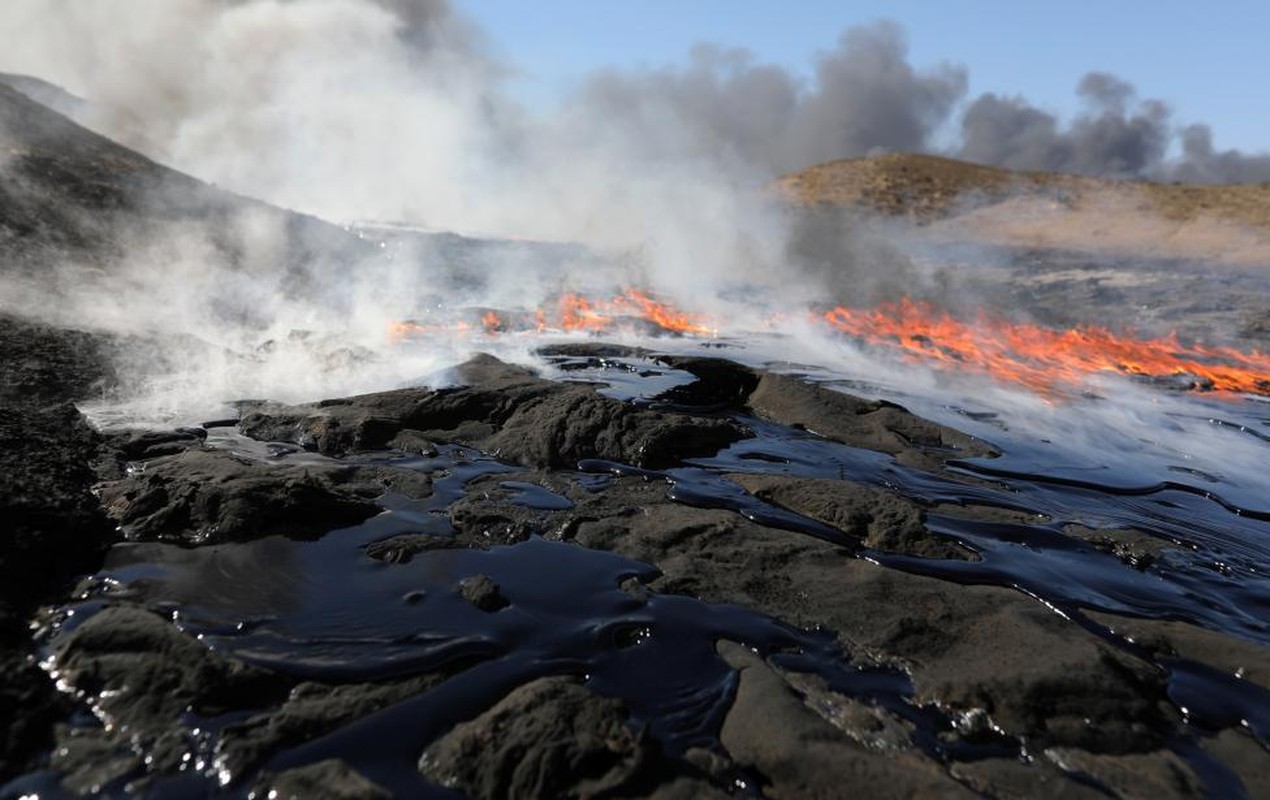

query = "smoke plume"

[{"left": 575, "top": 21, "right": 967, "bottom": 175}]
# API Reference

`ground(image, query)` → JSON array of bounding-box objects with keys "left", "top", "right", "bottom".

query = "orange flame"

[
  {"left": 388, "top": 319, "right": 471, "bottom": 341},
  {"left": 559, "top": 293, "right": 613, "bottom": 332},
  {"left": 389, "top": 292, "right": 1270, "bottom": 396},
  {"left": 391, "top": 290, "right": 713, "bottom": 340},
  {"left": 823, "top": 298, "right": 1270, "bottom": 395},
  {"left": 615, "top": 289, "right": 714, "bottom": 335}
]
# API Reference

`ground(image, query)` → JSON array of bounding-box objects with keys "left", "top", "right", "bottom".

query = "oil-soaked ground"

[
  {"left": 4, "top": 345, "right": 1268, "bottom": 799},
  {"left": 3, "top": 76, "right": 1269, "bottom": 798}
]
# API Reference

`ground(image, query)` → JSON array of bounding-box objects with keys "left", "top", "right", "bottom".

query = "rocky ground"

[{"left": 2, "top": 333, "right": 1268, "bottom": 798}]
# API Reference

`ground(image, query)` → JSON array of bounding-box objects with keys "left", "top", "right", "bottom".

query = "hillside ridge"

[{"left": 775, "top": 152, "right": 1270, "bottom": 231}]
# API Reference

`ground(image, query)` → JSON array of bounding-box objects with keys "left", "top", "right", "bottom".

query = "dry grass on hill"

[{"left": 774, "top": 153, "right": 1270, "bottom": 265}]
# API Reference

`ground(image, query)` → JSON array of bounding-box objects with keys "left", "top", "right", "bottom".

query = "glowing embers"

[
  {"left": 823, "top": 298, "right": 1270, "bottom": 396},
  {"left": 391, "top": 290, "right": 714, "bottom": 341}
]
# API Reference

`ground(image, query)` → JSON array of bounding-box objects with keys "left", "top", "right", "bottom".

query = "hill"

[
  {"left": 774, "top": 153, "right": 1270, "bottom": 267},
  {"left": 774, "top": 152, "right": 1270, "bottom": 228},
  {"left": 0, "top": 81, "right": 369, "bottom": 277}
]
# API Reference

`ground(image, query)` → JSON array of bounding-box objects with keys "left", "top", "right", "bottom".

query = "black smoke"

[
  {"left": 568, "top": 21, "right": 1268, "bottom": 183},
  {"left": 573, "top": 21, "right": 967, "bottom": 175}
]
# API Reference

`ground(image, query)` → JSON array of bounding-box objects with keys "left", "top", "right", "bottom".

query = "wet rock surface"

[
  {"left": 557, "top": 476, "right": 1171, "bottom": 752},
  {"left": 419, "top": 676, "right": 699, "bottom": 799},
  {"left": 45, "top": 606, "right": 290, "bottom": 790},
  {"left": 258, "top": 759, "right": 392, "bottom": 800},
  {"left": 0, "top": 316, "right": 116, "bottom": 778},
  {"left": 727, "top": 473, "right": 975, "bottom": 559},
  {"left": 716, "top": 641, "right": 975, "bottom": 798},
  {"left": 95, "top": 448, "right": 407, "bottom": 544},
  {"left": 238, "top": 354, "right": 748, "bottom": 469},
  {"left": 0, "top": 344, "right": 1267, "bottom": 798}
]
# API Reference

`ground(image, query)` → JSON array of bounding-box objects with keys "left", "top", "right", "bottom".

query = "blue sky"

[{"left": 461, "top": 0, "right": 1270, "bottom": 154}]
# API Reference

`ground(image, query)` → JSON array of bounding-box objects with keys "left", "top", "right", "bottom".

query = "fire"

[
  {"left": 391, "top": 290, "right": 714, "bottom": 340},
  {"left": 823, "top": 298, "right": 1270, "bottom": 395},
  {"left": 558, "top": 293, "right": 612, "bottom": 332},
  {"left": 389, "top": 291, "right": 1270, "bottom": 396},
  {"left": 388, "top": 319, "right": 471, "bottom": 339},
  {"left": 614, "top": 289, "right": 714, "bottom": 336}
]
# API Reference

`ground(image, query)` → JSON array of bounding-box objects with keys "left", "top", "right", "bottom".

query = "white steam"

[{"left": 0, "top": 0, "right": 828, "bottom": 422}]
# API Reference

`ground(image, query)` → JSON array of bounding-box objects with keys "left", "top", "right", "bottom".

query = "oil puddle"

[{"left": 539, "top": 351, "right": 698, "bottom": 403}]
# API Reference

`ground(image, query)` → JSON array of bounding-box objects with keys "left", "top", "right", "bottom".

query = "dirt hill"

[
  {"left": 774, "top": 153, "right": 1270, "bottom": 266},
  {"left": 774, "top": 152, "right": 1270, "bottom": 228}
]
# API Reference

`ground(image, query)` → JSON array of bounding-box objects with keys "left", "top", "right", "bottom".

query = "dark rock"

[
  {"left": 0, "top": 317, "right": 116, "bottom": 779},
  {"left": 479, "top": 383, "right": 745, "bottom": 469},
  {"left": 1203, "top": 729, "right": 1270, "bottom": 798},
  {"left": 1043, "top": 748, "right": 1203, "bottom": 798},
  {"left": 567, "top": 476, "right": 1171, "bottom": 753},
  {"left": 728, "top": 473, "right": 975, "bottom": 560},
  {"left": 258, "top": 759, "right": 391, "bottom": 800},
  {"left": 446, "top": 474, "right": 577, "bottom": 548},
  {"left": 48, "top": 606, "right": 288, "bottom": 784},
  {"left": 745, "top": 371, "right": 995, "bottom": 467},
  {"left": 240, "top": 354, "right": 747, "bottom": 469},
  {"left": 647, "top": 356, "right": 760, "bottom": 409},
  {"left": 108, "top": 427, "right": 208, "bottom": 461},
  {"left": 537, "top": 343, "right": 653, "bottom": 359},
  {"left": 0, "top": 315, "right": 113, "bottom": 405},
  {"left": 1087, "top": 611, "right": 1270, "bottom": 689},
  {"left": 775, "top": 669, "right": 915, "bottom": 753},
  {"left": 0, "top": 649, "right": 75, "bottom": 784},
  {"left": 364, "top": 533, "right": 460, "bottom": 564},
  {"left": 716, "top": 641, "right": 974, "bottom": 798},
  {"left": 386, "top": 429, "right": 439, "bottom": 456},
  {"left": 238, "top": 400, "right": 408, "bottom": 457},
  {"left": 95, "top": 449, "right": 387, "bottom": 544},
  {"left": 1241, "top": 310, "right": 1270, "bottom": 341},
  {"left": 458, "top": 574, "right": 508, "bottom": 612},
  {"left": 0, "top": 401, "right": 113, "bottom": 602},
  {"left": 1063, "top": 524, "right": 1175, "bottom": 570},
  {"left": 418, "top": 676, "right": 682, "bottom": 799},
  {"left": 950, "top": 758, "right": 1109, "bottom": 799},
  {"left": 219, "top": 676, "right": 443, "bottom": 779}
]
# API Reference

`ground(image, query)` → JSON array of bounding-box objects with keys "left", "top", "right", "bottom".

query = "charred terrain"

[{"left": 2, "top": 78, "right": 1270, "bottom": 799}]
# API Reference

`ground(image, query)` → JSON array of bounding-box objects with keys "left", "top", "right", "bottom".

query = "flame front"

[
  {"left": 824, "top": 298, "right": 1270, "bottom": 395},
  {"left": 390, "top": 291, "right": 1270, "bottom": 396},
  {"left": 391, "top": 290, "right": 714, "bottom": 341}
]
